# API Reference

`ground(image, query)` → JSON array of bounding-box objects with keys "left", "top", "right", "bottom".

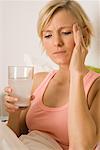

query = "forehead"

[{"left": 44, "top": 9, "right": 77, "bottom": 31}]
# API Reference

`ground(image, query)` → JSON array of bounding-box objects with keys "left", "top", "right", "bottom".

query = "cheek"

[
  {"left": 65, "top": 35, "right": 75, "bottom": 55},
  {"left": 42, "top": 40, "right": 53, "bottom": 55},
  {"left": 64, "top": 36, "right": 75, "bottom": 58},
  {"left": 66, "top": 35, "right": 75, "bottom": 49}
]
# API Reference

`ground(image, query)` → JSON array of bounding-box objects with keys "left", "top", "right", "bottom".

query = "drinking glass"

[{"left": 8, "top": 66, "right": 34, "bottom": 108}]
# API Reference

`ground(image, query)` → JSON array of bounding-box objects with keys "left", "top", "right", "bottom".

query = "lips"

[{"left": 53, "top": 50, "right": 66, "bottom": 54}]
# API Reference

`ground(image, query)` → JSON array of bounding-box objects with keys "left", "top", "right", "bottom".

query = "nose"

[{"left": 53, "top": 33, "right": 63, "bottom": 47}]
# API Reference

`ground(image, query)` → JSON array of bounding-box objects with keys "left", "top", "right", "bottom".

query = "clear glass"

[
  {"left": 0, "top": 93, "right": 9, "bottom": 122},
  {"left": 8, "top": 66, "right": 34, "bottom": 108}
]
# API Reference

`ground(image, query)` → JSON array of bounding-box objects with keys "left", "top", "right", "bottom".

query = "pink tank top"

[{"left": 26, "top": 70, "right": 100, "bottom": 150}]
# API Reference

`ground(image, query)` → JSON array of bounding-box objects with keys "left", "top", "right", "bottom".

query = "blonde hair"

[{"left": 37, "top": 0, "right": 93, "bottom": 47}]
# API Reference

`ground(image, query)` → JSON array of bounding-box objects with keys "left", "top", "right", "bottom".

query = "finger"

[
  {"left": 81, "top": 33, "right": 88, "bottom": 53},
  {"left": 5, "top": 107, "right": 19, "bottom": 113},
  {"left": 74, "top": 24, "right": 87, "bottom": 53},
  {"left": 4, "top": 87, "right": 13, "bottom": 96},
  {"left": 5, "top": 101, "right": 19, "bottom": 111},
  {"left": 73, "top": 23, "right": 81, "bottom": 44},
  {"left": 4, "top": 87, "right": 12, "bottom": 93},
  {"left": 73, "top": 23, "right": 78, "bottom": 44},
  {"left": 73, "top": 23, "right": 82, "bottom": 48},
  {"left": 4, "top": 95, "right": 18, "bottom": 103},
  {"left": 77, "top": 25, "right": 88, "bottom": 53}
]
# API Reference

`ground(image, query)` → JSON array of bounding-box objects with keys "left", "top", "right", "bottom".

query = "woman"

[{"left": 4, "top": 0, "right": 100, "bottom": 149}]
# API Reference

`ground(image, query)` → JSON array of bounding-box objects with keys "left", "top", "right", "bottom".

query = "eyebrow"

[{"left": 43, "top": 25, "right": 73, "bottom": 33}]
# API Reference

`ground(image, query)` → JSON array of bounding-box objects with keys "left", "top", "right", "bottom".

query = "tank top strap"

[
  {"left": 33, "top": 70, "right": 57, "bottom": 97},
  {"left": 83, "top": 71, "right": 100, "bottom": 97}
]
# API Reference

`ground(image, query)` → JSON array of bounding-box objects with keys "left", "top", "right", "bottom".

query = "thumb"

[{"left": 4, "top": 86, "right": 13, "bottom": 96}]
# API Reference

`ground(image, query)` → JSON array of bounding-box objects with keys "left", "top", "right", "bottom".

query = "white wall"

[
  {"left": 78, "top": 0, "right": 100, "bottom": 67},
  {"left": 0, "top": 0, "right": 100, "bottom": 92}
]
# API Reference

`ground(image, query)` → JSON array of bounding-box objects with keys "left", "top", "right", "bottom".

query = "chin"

[{"left": 53, "top": 58, "right": 69, "bottom": 66}]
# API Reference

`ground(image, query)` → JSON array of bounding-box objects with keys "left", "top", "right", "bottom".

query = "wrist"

[
  {"left": 8, "top": 110, "right": 21, "bottom": 121},
  {"left": 70, "top": 71, "right": 84, "bottom": 79}
]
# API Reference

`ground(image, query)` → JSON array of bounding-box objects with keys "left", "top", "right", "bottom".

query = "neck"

[
  {"left": 59, "top": 64, "right": 70, "bottom": 76},
  {"left": 53, "top": 65, "right": 70, "bottom": 84},
  {"left": 59, "top": 63, "right": 69, "bottom": 70}
]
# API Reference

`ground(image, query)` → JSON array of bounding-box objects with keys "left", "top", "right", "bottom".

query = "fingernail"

[
  {"left": 14, "top": 98, "right": 18, "bottom": 101},
  {"left": 8, "top": 88, "right": 12, "bottom": 92}
]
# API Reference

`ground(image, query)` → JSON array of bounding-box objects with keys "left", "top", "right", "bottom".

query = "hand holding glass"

[{"left": 8, "top": 66, "right": 34, "bottom": 108}]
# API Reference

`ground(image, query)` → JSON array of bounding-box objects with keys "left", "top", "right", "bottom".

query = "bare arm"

[
  {"left": 68, "top": 23, "right": 99, "bottom": 149},
  {"left": 68, "top": 73, "right": 97, "bottom": 150},
  {"left": 90, "top": 81, "right": 100, "bottom": 143},
  {"left": 5, "top": 72, "right": 48, "bottom": 137},
  {"left": 7, "top": 108, "right": 28, "bottom": 137}
]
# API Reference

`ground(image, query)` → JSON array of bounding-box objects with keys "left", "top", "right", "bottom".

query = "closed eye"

[
  {"left": 62, "top": 31, "right": 72, "bottom": 35},
  {"left": 44, "top": 35, "right": 52, "bottom": 38}
]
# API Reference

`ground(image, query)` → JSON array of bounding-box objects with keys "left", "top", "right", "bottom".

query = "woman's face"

[{"left": 42, "top": 9, "right": 77, "bottom": 66}]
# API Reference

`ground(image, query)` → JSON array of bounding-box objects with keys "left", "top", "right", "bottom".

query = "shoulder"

[
  {"left": 89, "top": 78, "right": 100, "bottom": 141},
  {"left": 88, "top": 75, "right": 100, "bottom": 107},
  {"left": 32, "top": 72, "right": 49, "bottom": 92},
  {"left": 92, "top": 75, "right": 100, "bottom": 92},
  {"left": 86, "top": 70, "right": 100, "bottom": 94}
]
